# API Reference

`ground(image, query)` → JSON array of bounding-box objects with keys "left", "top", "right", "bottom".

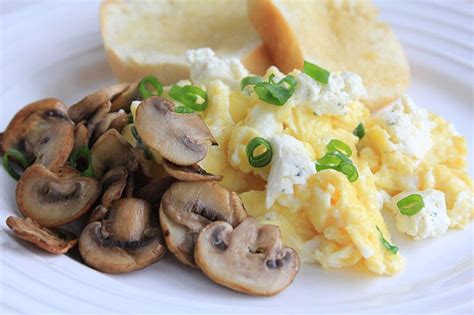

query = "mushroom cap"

[
  {"left": 79, "top": 198, "right": 166, "bottom": 274},
  {"left": 73, "top": 122, "right": 90, "bottom": 150},
  {"left": 135, "top": 97, "right": 217, "bottom": 166},
  {"left": 162, "top": 159, "right": 222, "bottom": 182},
  {"left": 91, "top": 110, "right": 128, "bottom": 144},
  {"left": 0, "top": 98, "right": 74, "bottom": 171},
  {"left": 110, "top": 82, "right": 138, "bottom": 112},
  {"left": 159, "top": 181, "right": 247, "bottom": 267},
  {"left": 195, "top": 217, "right": 300, "bottom": 296},
  {"left": 16, "top": 164, "right": 101, "bottom": 227},
  {"left": 100, "top": 166, "right": 128, "bottom": 208},
  {"left": 91, "top": 129, "right": 137, "bottom": 179},
  {"left": 68, "top": 83, "right": 130, "bottom": 123},
  {"left": 6, "top": 216, "right": 77, "bottom": 254}
]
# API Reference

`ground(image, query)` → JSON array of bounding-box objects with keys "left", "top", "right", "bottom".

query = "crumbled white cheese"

[
  {"left": 265, "top": 134, "right": 316, "bottom": 208},
  {"left": 186, "top": 48, "right": 249, "bottom": 90},
  {"left": 389, "top": 189, "right": 451, "bottom": 240},
  {"left": 291, "top": 71, "right": 366, "bottom": 116},
  {"left": 378, "top": 95, "right": 434, "bottom": 159},
  {"left": 245, "top": 105, "right": 283, "bottom": 138}
]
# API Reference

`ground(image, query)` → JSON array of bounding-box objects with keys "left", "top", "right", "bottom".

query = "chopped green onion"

[
  {"left": 138, "top": 75, "right": 163, "bottom": 99},
  {"left": 376, "top": 226, "right": 399, "bottom": 254},
  {"left": 315, "top": 140, "right": 358, "bottom": 182},
  {"left": 169, "top": 85, "right": 208, "bottom": 112},
  {"left": 304, "top": 61, "right": 330, "bottom": 84},
  {"left": 2, "top": 148, "right": 31, "bottom": 180},
  {"left": 130, "top": 126, "right": 152, "bottom": 160},
  {"left": 246, "top": 137, "right": 272, "bottom": 168},
  {"left": 69, "top": 145, "right": 94, "bottom": 178},
  {"left": 340, "top": 163, "right": 359, "bottom": 182},
  {"left": 353, "top": 123, "right": 365, "bottom": 139},
  {"left": 174, "top": 106, "right": 195, "bottom": 114},
  {"left": 315, "top": 154, "right": 342, "bottom": 170},
  {"left": 240, "top": 76, "right": 263, "bottom": 91},
  {"left": 127, "top": 112, "right": 134, "bottom": 124},
  {"left": 327, "top": 139, "right": 352, "bottom": 157},
  {"left": 397, "top": 194, "right": 424, "bottom": 216},
  {"left": 254, "top": 75, "right": 297, "bottom": 106}
]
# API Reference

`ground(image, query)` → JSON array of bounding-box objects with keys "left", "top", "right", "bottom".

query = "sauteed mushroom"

[
  {"left": 195, "top": 217, "right": 300, "bottom": 296},
  {"left": 162, "top": 159, "right": 222, "bottom": 182},
  {"left": 74, "top": 122, "right": 90, "bottom": 150},
  {"left": 68, "top": 83, "right": 130, "bottom": 123},
  {"left": 91, "top": 129, "right": 137, "bottom": 178},
  {"left": 159, "top": 181, "right": 247, "bottom": 267},
  {"left": 110, "top": 82, "right": 139, "bottom": 112},
  {"left": 6, "top": 216, "right": 77, "bottom": 254},
  {"left": 135, "top": 97, "right": 217, "bottom": 166},
  {"left": 91, "top": 110, "right": 128, "bottom": 144},
  {"left": 100, "top": 166, "right": 129, "bottom": 208},
  {"left": 16, "top": 164, "right": 101, "bottom": 227},
  {"left": 0, "top": 98, "right": 74, "bottom": 171},
  {"left": 79, "top": 198, "right": 166, "bottom": 274}
]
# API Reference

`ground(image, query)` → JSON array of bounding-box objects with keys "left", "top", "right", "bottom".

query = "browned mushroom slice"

[
  {"left": 135, "top": 176, "right": 176, "bottom": 206},
  {"left": 6, "top": 216, "right": 78, "bottom": 254},
  {"left": 79, "top": 198, "right": 166, "bottom": 274},
  {"left": 91, "top": 110, "right": 128, "bottom": 144},
  {"left": 162, "top": 159, "right": 222, "bottom": 182},
  {"left": 100, "top": 166, "right": 128, "bottom": 208},
  {"left": 89, "top": 205, "right": 109, "bottom": 223},
  {"left": 195, "top": 217, "right": 300, "bottom": 296},
  {"left": 91, "top": 129, "right": 137, "bottom": 178},
  {"left": 159, "top": 181, "right": 247, "bottom": 268},
  {"left": 85, "top": 101, "right": 112, "bottom": 138},
  {"left": 0, "top": 98, "right": 74, "bottom": 171},
  {"left": 135, "top": 96, "right": 217, "bottom": 166},
  {"left": 110, "top": 82, "right": 138, "bottom": 112},
  {"left": 16, "top": 164, "right": 101, "bottom": 227},
  {"left": 74, "top": 122, "right": 90, "bottom": 150},
  {"left": 68, "top": 83, "right": 130, "bottom": 123}
]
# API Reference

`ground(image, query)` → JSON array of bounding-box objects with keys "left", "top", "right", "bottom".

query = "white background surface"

[{"left": 0, "top": 0, "right": 473, "bottom": 314}]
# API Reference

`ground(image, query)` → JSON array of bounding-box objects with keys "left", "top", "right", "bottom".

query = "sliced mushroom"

[
  {"left": 91, "top": 129, "right": 137, "bottom": 178},
  {"left": 89, "top": 205, "right": 109, "bottom": 223},
  {"left": 159, "top": 181, "right": 247, "bottom": 267},
  {"left": 0, "top": 98, "right": 74, "bottom": 171},
  {"left": 135, "top": 176, "right": 176, "bottom": 206},
  {"left": 74, "top": 122, "right": 90, "bottom": 150},
  {"left": 162, "top": 159, "right": 222, "bottom": 181},
  {"left": 91, "top": 110, "right": 128, "bottom": 144},
  {"left": 68, "top": 83, "right": 130, "bottom": 123},
  {"left": 135, "top": 97, "right": 217, "bottom": 166},
  {"left": 100, "top": 166, "right": 128, "bottom": 208},
  {"left": 110, "top": 82, "right": 138, "bottom": 112},
  {"left": 6, "top": 216, "right": 78, "bottom": 254},
  {"left": 79, "top": 198, "right": 166, "bottom": 274},
  {"left": 16, "top": 164, "right": 101, "bottom": 227},
  {"left": 195, "top": 217, "right": 299, "bottom": 296},
  {"left": 85, "top": 101, "right": 112, "bottom": 139}
]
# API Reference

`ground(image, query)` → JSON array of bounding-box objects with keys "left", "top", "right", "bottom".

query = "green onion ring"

[
  {"left": 240, "top": 76, "right": 263, "bottom": 91},
  {"left": 246, "top": 137, "right": 273, "bottom": 168},
  {"left": 175, "top": 106, "right": 195, "bottom": 114},
  {"left": 138, "top": 75, "right": 163, "bottom": 99},
  {"left": 169, "top": 85, "right": 208, "bottom": 112},
  {"left": 69, "top": 145, "right": 94, "bottom": 178},
  {"left": 397, "top": 194, "right": 425, "bottom": 216},
  {"left": 327, "top": 139, "right": 352, "bottom": 157},
  {"left": 304, "top": 60, "right": 330, "bottom": 84},
  {"left": 339, "top": 163, "right": 359, "bottom": 182},
  {"left": 254, "top": 75, "right": 297, "bottom": 106},
  {"left": 376, "top": 226, "right": 399, "bottom": 254},
  {"left": 353, "top": 123, "right": 365, "bottom": 139},
  {"left": 2, "top": 148, "right": 31, "bottom": 180}
]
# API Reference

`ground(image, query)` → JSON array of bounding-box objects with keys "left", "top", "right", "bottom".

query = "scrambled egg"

[{"left": 124, "top": 53, "right": 473, "bottom": 276}]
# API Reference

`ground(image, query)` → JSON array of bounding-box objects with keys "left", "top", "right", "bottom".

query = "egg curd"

[{"left": 124, "top": 48, "right": 473, "bottom": 276}]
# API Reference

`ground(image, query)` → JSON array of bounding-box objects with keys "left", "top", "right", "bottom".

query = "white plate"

[{"left": 0, "top": 1, "right": 473, "bottom": 313}]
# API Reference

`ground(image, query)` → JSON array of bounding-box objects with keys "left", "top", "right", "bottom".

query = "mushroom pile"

[{"left": 1, "top": 77, "right": 299, "bottom": 296}]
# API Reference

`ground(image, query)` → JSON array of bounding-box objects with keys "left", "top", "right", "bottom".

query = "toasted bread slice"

[
  {"left": 101, "top": 0, "right": 272, "bottom": 84},
  {"left": 248, "top": 0, "right": 410, "bottom": 110}
]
